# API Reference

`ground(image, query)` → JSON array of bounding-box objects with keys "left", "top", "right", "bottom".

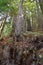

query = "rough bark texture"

[{"left": 15, "top": 0, "right": 24, "bottom": 36}]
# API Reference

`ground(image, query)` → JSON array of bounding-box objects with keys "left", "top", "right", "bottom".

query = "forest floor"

[{"left": 0, "top": 32, "right": 43, "bottom": 65}]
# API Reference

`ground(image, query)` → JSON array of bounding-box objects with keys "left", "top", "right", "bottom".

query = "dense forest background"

[
  {"left": 0, "top": 0, "right": 43, "bottom": 65},
  {"left": 0, "top": 0, "right": 43, "bottom": 38}
]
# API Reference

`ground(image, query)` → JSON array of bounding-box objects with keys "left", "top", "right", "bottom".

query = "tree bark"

[{"left": 14, "top": 0, "right": 24, "bottom": 42}]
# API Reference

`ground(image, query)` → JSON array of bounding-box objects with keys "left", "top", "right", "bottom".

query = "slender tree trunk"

[
  {"left": 27, "top": 19, "right": 31, "bottom": 31},
  {"left": 36, "top": 0, "right": 43, "bottom": 31},
  {"left": 0, "top": 12, "right": 10, "bottom": 39},
  {"left": 0, "top": 15, "right": 7, "bottom": 38},
  {"left": 39, "top": 0, "right": 43, "bottom": 14}
]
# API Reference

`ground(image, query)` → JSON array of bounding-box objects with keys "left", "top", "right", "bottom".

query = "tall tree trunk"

[
  {"left": 14, "top": 0, "right": 24, "bottom": 41},
  {"left": 36, "top": 0, "right": 43, "bottom": 31}
]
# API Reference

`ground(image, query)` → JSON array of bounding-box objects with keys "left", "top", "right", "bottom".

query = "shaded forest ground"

[{"left": 0, "top": 32, "right": 43, "bottom": 65}]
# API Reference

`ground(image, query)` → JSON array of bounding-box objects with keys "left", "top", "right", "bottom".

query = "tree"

[
  {"left": 27, "top": 18, "right": 31, "bottom": 31},
  {"left": 39, "top": 0, "right": 43, "bottom": 14},
  {"left": 14, "top": 0, "right": 24, "bottom": 41},
  {"left": 36, "top": 0, "right": 43, "bottom": 31},
  {"left": 0, "top": 13, "right": 8, "bottom": 38}
]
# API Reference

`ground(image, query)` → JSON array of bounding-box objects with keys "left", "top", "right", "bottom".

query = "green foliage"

[
  {"left": 0, "top": 0, "right": 9, "bottom": 11},
  {"left": 2, "top": 22, "right": 12, "bottom": 37},
  {"left": 9, "top": 0, "right": 19, "bottom": 16},
  {"left": 0, "top": 0, "right": 42, "bottom": 34},
  {"left": 0, "top": 0, "right": 37, "bottom": 17},
  {"left": 0, "top": 0, "right": 19, "bottom": 15},
  {"left": 23, "top": 1, "right": 37, "bottom": 18},
  {"left": 0, "top": 0, "right": 37, "bottom": 15}
]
